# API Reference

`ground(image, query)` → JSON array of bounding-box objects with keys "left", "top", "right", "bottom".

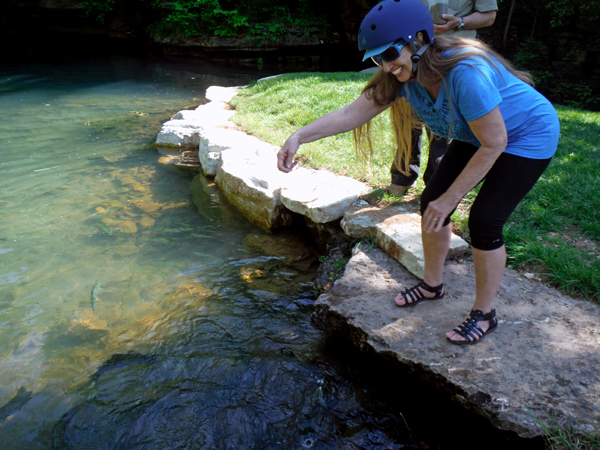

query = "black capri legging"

[{"left": 421, "top": 140, "right": 552, "bottom": 251}]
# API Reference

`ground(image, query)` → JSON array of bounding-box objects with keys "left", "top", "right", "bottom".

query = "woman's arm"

[
  {"left": 423, "top": 106, "right": 507, "bottom": 232},
  {"left": 277, "top": 91, "right": 395, "bottom": 172}
]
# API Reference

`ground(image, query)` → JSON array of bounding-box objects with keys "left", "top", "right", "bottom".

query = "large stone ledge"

[
  {"left": 312, "top": 245, "right": 600, "bottom": 438},
  {"left": 157, "top": 85, "right": 373, "bottom": 231}
]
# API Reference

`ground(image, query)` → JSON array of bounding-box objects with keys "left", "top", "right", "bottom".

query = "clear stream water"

[{"left": 0, "top": 56, "right": 421, "bottom": 449}]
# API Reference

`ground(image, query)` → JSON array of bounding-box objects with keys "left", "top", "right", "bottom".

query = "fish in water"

[{"left": 91, "top": 280, "right": 101, "bottom": 313}]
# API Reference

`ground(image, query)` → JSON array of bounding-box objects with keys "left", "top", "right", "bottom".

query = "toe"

[
  {"left": 394, "top": 294, "right": 406, "bottom": 306},
  {"left": 445, "top": 330, "right": 467, "bottom": 342}
]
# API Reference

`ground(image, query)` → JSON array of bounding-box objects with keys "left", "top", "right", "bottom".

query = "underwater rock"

[
  {"left": 101, "top": 218, "right": 138, "bottom": 234},
  {"left": 118, "top": 175, "right": 135, "bottom": 185},
  {"left": 131, "top": 200, "right": 162, "bottom": 214},
  {"left": 103, "top": 200, "right": 125, "bottom": 209},
  {"left": 67, "top": 310, "right": 109, "bottom": 345},
  {"left": 139, "top": 216, "right": 155, "bottom": 228},
  {"left": 119, "top": 221, "right": 137, "bottom": 234},
  {"left": 158, "top": 150, "right": 200, "bottom": 172},
  {"left": 112, "top": 242, "right": 140, "bottom": 258},
  {"left": 244, "top": 230, "right": 319, "bottom": 273}
]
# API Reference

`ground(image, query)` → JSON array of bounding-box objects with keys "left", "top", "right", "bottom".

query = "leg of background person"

[
  {"left": 423, "top": 134, "right": 451, "bottom": 185},
  {"left": 389, "top": 127, "right": 422, "bottom": 193}
]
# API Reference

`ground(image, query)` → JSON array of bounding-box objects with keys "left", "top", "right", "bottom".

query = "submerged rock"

[
  {"left": 66, "top": 310, "right": 109, "bottom": 345},
  {"left": 244, "top": 230, "right": 319, "bottom": 273},
  {"left": 101, "top": 218, "right": 138, "bottom": 234}
]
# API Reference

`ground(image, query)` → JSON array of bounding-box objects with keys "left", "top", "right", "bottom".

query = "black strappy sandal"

[
  {"left": 395, "top": 281, "right": 445, "bottom": 307},
  {"left": 447, "top": 309, "right": 498, "bottom": 346}
]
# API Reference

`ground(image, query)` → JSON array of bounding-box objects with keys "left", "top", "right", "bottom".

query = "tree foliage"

[
  {"left": 82, "top": 0, "right": 327, "bottom": 41},
  {"left": 490, "top": 0, "right": 600, "bottom": 110}
]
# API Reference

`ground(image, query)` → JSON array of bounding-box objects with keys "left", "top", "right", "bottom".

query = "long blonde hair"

[{"left": 354, "top": 35, "right": 533, "bottom": 176}]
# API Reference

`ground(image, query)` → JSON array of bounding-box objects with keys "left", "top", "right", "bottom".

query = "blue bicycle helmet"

[{"left": 358, "top": 0, "right": 434, "bottom": 67}]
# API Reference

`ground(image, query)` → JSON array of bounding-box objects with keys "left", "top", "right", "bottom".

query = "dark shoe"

[
  {"left": 447, "top": 309, "right": 498, "bottom": 346},
  {"left": 386, "top": 184, "right": 410, "bottom": 196},
  {"left": 395, "top": 281, "right": 445, "bottom": 307}
]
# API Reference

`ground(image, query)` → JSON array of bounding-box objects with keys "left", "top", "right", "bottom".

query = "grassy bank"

[{"left": 230, "top": 72, "right": 600, "bottom": 304}]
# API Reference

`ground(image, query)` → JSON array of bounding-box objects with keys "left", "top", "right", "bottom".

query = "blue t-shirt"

[{"left": 398, "top": 51, "right": 560, "bottom": 159}]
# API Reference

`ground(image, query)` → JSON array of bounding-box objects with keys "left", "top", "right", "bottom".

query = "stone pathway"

[{"left": 156, "top": 84, "right": 600, "bottom": 439}]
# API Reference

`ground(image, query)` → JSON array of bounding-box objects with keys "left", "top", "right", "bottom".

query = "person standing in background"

[{"left": 388, "top": 0, "right": 498, "bottom": 195}]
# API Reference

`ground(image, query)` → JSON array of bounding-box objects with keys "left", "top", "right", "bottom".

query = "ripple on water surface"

[{"left": 0, "top": 57, "right": 411, "bottom": 449}]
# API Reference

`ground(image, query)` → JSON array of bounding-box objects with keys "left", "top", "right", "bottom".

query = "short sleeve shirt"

[
  {"left": 397, "top": 51, "right": 560, "bottom": 159},
  {"left": 420, "top": 0, "right": 498, "bottom": 37}
]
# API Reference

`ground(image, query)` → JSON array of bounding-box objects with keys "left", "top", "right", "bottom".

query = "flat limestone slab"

[
  {"left": 312, "top": 245, "right": 600, "bottom": 438},
  {"left": 205, "top": 86, "right": 241, "bottom": 103},
  {"left": 281, "top": 169, "right": 373, "bottom": 223},
  {"left": 215, "top": 148, "right": 295, "bottom": 231},
  {"left": 155, "top": 101, "right": 236, "bottom": 149},
  {"left": 341, "top": 202, "right": 469, "bottom": 278},
  {"left": 199, "top": 127, "right": 277, "bottom": 177}
]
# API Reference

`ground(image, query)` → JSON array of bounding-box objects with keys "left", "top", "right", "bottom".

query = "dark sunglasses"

[{"left": 371, "top": 40, "right": 408, "bottom": 66}]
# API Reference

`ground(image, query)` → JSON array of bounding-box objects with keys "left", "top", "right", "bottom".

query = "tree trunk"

[{"left": 502, "top": 0, "right": 516, "bottom": 51}]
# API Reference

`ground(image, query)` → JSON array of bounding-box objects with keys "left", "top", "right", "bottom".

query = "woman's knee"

[{"left": 468, "top": 213, "right": 505, "bottom": 251}]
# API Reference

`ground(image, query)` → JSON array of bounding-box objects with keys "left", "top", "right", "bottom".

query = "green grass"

[
  {"left": 526, "top": 405, "right": 600, "bottom": 450},
  {"left": 230, "top": 72, "right": 398, "bottom": 186},
  {"left": 230, "top": 73, "right": 600, "bottom": 303},
  {"left": 502, "top": 106, "right": 600, "bottom": 301}
]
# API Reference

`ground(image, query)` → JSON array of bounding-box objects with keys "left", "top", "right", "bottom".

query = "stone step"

[{"left": 342, "top": 201, "right": 469, "bottom": 279}]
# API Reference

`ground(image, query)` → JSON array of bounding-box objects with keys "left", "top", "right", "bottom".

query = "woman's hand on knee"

[{"left": 423, "top": 195, "right": 456, "bottom": 232}]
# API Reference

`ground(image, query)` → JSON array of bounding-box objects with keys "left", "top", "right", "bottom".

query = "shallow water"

[{"left": 0, "top": 56, "right": 416, "bottom": 449}]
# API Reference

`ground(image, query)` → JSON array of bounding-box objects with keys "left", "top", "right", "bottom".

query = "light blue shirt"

[{"left": 398, "top": 51, "right": 560, "bottom": 159}]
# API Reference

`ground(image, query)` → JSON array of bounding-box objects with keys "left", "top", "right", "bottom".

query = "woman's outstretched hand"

[{"left": 277, "top": 135, "right": 300, "bottom": 173}]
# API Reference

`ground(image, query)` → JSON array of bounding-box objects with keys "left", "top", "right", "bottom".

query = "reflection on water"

[{"left": 0, "top": 57, "right": 410, "bottom": 448}]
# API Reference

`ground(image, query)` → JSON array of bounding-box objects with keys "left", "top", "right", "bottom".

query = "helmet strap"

[{"left": 409, "top": 42, "right": 430, "bottom": 74}]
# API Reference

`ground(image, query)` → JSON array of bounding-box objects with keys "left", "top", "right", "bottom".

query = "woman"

[{"left": 276, "top": 0, "right": 559, "bottom": 345}]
